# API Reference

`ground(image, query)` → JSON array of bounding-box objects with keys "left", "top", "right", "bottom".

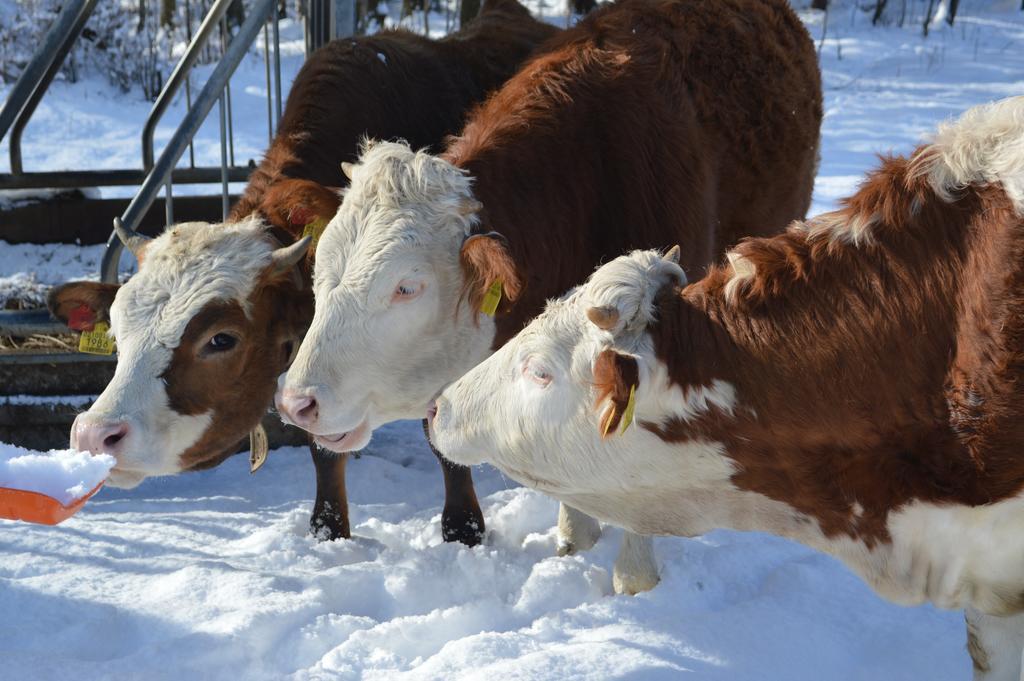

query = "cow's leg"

[
  {"left": 965, "top": 607, "right": 1024, "bottom": 681},
  {"left": 309, "top": 439, "right": 350, "bottom": 541},
  {"left": 557, "top": 503, "right": 602, "bottom": 556},
  {"left": 422, "top": 420, "right": 485, "bottom": 546},
  {"left": 613, "top": 532, "right": 659, "bottom": 595}
]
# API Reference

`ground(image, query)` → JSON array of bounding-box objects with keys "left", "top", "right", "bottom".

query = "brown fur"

[
  {"left": 639, "top": 148, "right": 1024, "bottom": 544},
  {"left": 230, "top": 0, "right": 558, "bottom": 235},
  {"left": 48, "top": 282, "right": 120, "bottom": 328},
  {"left": 164, "top": 266, "right": 311, "bottom": 471},
  {"left": 593, "top": 349, "right": 639, "bottom": 437},
  {"left": 444, "top": 0, "right": 822, "bottom": 348}
]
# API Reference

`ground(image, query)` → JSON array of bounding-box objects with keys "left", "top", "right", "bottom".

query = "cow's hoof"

[
  {"left": 310, "top": 505, "right": 350, "bottom": 542},
  {"left": 613, "top": 568, "right": 660, "bottom": 596},
  {"left": 442, "top": 505, "right": 485, "bottom": 546}
]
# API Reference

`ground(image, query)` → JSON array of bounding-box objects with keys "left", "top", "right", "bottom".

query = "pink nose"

[
  {"left": 278, "top": 390, "right": 319, "bottom": 428},
  {"left": 74, "top": 419, "right": 131, "bottom": 456}
]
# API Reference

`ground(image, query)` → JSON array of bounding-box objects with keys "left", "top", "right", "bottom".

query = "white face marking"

[
  {"left": 281, "top": 141, "right": 496, "bottom": 446},
  {"left": 431, "top": 251, "right": 733, "bottom": 500},
  {"left": 75, "top": 219, "right": 273, "bottom": 485}
]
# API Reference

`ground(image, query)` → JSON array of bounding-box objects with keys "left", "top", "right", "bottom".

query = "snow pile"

[
  {"left": 0, "top": 271, "right": 48, "bottom": 309},
  {"left": 0, "top": 425, "right": 968, "bottom": 680},
  {"left": 0, "top": 444, "right": 114, "bottom": 505}
]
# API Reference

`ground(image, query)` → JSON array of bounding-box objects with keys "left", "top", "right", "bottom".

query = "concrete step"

[{"left": 0, "top": 350, "right": 307, "bottom": 451}]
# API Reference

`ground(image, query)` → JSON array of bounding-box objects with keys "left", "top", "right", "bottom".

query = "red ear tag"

[
  {"left": 68, "top": 304, "right": 96, "bottom": 332},
  {"left": 289, "top": 206, "right": 315, "bottom": 229}
]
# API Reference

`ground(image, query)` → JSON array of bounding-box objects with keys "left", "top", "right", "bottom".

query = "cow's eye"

[
  {"left": 208, "top": 333, "right": 238, "bottom": 352},
  {"left": 523, "top": 359, "right": 552, "bottom": 387},
  {"left": 392, "top": 280, "right": 424, "bottom": 302}
]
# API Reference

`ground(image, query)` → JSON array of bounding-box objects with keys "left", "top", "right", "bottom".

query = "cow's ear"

[
  {"left": 259, "top": 178, "right": 341, "bottom": 240},
  {"left": 592, "top": 349, "right": 640, "bottom": 438},
  {"left": 47, "top": 281, "right": 120, "bottom": 330},
  {"left": 460, "top": 231, "right": 522, "bottom": 316}
]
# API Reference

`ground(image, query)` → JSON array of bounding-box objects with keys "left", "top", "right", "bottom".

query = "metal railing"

[
  {"left": 0, "top": 0, "right": 285, "bottom": 336},
  {"left": 0, "top": 0, "right": 281, "bottom": 192}
]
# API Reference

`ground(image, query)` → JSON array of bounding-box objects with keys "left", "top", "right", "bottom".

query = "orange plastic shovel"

[{"left": 0, "top": 482, "right": 104, "bottom": 525}]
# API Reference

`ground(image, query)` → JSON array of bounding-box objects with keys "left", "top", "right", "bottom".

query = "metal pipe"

[
  {"left": 220, "top": 15, "right": 236, "bottom": 167},
  {"left": 0, "top": 166, "right": 251, "bottom": 190},
  {"left": 142, "top": 0, "right": 235, "bottom": 170},
  {"left": 0, "top": 0, "right": 92, "bottom": 144},
  {"left": 102, "top": 0, "right": 277, "bottom": 284},
  {"left": 273, "top": 8, "right": 283, "bottom": 123},
  {"left": 219, "top": 92, "right": 230, "bottom": 220},
  {"left": 185, "top": 0, "right": 196, "bottom": 168},
  {"left": 264, "top": 23, "right": 274, "bottom": 144},
  {"left": 8, "top": 0, "right": 98, "bottom": 174},
  {"left": 165, "top": 177, "right": 174, "bottom": 225}
]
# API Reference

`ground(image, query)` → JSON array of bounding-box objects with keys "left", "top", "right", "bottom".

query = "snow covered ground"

[{"left": 2, "top": 2, "right": 1024, "bottom": 679}]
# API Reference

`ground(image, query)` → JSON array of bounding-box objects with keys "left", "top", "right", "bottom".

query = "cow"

[
  {"left": 278, "top": 0, "right": 822, "bottom": 593},
  {"left": 429, "top": 97, "right": 1024, "bottom": 678},
  {"left": 45, "top": 0, "right": 558, "bottom": 544}
]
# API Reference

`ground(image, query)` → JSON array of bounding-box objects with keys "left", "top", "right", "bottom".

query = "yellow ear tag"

[
  {"left": 619, "top": 384, "right": 637, "bottom": 435},
  {"left": 302, "top": 217, "right": 329, "bottom": 251},
  {"left": 78, "top": 321, "right": 115, "bottom": 355},
  {"left": 601, "top": 404, "right": 617, "bottom": 438},
  {"left": 480, "top": 279, "right": 503, "bottom": 317},
  {"left": 249, "top": 423, "right": 269, "bottom": 474}
]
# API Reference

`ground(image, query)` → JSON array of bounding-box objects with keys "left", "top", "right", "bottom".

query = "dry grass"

[{"left": 0, "top": 333, "right": 79, "bottom": 353}]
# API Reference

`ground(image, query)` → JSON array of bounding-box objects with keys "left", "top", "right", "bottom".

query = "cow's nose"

[
  {"left": 278, "top": 390, "right": 319, "bottom": 429},
  {"left": 73, "top": 418, "right": 131, "bottom": 456}
]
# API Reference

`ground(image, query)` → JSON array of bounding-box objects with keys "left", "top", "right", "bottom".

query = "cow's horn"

[
  {"left": 663, "top": 245, "right": 681, "bottom": 264},
  {"left": 272, "top": 235, "right": 313, "bottom": 273},
  {"left": 114, "top": 217, "right": 152, "bottom": 257},
  {"left": 586, "top": 305, "right": 620, "bottom": 331},
  {"left": 341, "top": 161, "right": 355, "bottom": 180}
]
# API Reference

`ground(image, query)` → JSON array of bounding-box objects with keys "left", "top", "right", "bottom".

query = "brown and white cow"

[
  {"left": 46, "top": 0, "right": 557, "bottom": 543},
  {"left": 279, "top": 0, "right": 821, "bottom": 591},
  {"left": 430, "top": 97, "right": 1024, "bottom": 678}
]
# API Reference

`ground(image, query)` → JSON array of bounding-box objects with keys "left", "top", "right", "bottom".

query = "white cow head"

[
  {"left": 49, "top": 218, "right": 310, "bottom": 487},
  {"left": 429, "top": 248, "right": 737, "bottom": 496},
  {"left": 278, "top": 141, "right": 522, "bottom": 451}
]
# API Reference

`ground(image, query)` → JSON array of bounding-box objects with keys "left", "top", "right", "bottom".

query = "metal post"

[
  {"left": 185, "top": 0, "right": 196, "bottom": 168},
  {"left": 8, "top": 0, "right": 98, "bottom": 174},
  {"left": 101, "top": 0, "right": 276, "bottom": 284},
  {"left": 264, "top": 24, "right": 274, "bottom": 144},
  {"left": 273, "top": 9, "right": 283, "bottom": 123},
  {"left": 165, "top": 177, "right": 174, "bottom": 225},
  {"left": 219, "top": 93, "right": 230, "bottom": 220},
  {"left": 221, "top": 15, "right": 236, "bottom": 166},
  {"left": 333, "top": 0, "right": 356, "bottom": 38},
  {"left": 0, "top": 0, "right": 92, "bottom": 144}
]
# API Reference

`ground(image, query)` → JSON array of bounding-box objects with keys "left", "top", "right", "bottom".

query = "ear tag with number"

[
  {"left": 619, "top": 384, "right": 637, "bottom": 435},
  {"left": 302, "top": 217, "right": 329, "bottom": 252},
  {"left": 480, "top": 280, "right": 503, "bottom": 317},
  {"left": 78, "top": 321, "right": 115, "bottom": 355},
  {"left": 249, "top": 423, "right": 269, "bottom": 474}
]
